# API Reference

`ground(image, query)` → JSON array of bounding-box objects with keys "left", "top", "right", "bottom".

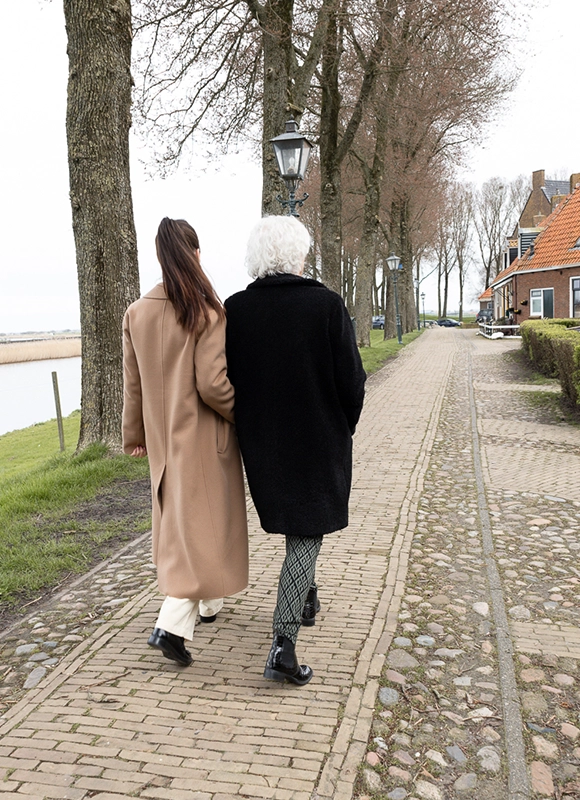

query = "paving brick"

[
  {"left": 10, "top": 769, "right": 74, "bottom": 787},
  {"left": 140, "top": 790, "right": 212, "bottom": 800},
  {"left": 11, "top": 749, "right": 77, "bottom": 764},
  {"left": 16, "top": 784, "right": 86, "bottom": 800},
  {"left": 38, "top": 761, "right": 103, "bottom": 777}
]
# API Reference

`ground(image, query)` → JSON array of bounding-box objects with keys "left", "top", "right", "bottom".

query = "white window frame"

[
  {"left": 571, "top": 276, "right": 580, "bottom": 319},
  {"left": 529, "top": 287, "right": 554, "bottom": 318}
]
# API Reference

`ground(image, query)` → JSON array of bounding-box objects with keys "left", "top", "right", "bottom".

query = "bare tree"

[
  {"left": 134, "top": 0, "right": 330, "bottom": 214},
  {"left": 448, "top": 182, "right": 474, "bottom": 321},
  {"left": 64, "top": 0, "right": 140, "bottom": 451},
  {"left": 347, "top": 0, "right": 517, "bottom": 343},
  {"left": 473, "top": 174, "right": 530, "bottom": 287}
]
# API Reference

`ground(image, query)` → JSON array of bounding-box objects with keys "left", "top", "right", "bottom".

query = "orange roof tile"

[
  {"left": 513, "top": 186, "right": 580, "bottom": 273},
  {"left": 478, "top": 286, "right": 493, "bottom": 300},
  {"left": 490, "top": 259, "right": 520, "bottom": 287}
]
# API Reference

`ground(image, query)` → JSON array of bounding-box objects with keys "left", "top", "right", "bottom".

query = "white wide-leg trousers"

[{"left": 155, "top": 596, "right": 224, "bottom": 641}]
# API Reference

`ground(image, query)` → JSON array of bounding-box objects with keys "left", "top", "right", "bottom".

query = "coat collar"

[
  {"left": 247, "top": 274, "right": 326, "bottom": 290},
  {"left": 143, "top": 283, "right": 167, "bottom": 299}
]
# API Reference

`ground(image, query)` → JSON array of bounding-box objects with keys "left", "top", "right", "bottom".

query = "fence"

[{"left": 478, "top": 322, "right": 521, "bottom": 339}]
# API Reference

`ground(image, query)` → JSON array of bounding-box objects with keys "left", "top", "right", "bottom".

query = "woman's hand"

[{"left": 131, "top": 445, "right": 147, "bottom": 457}]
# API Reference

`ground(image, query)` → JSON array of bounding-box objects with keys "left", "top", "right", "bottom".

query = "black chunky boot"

[
  {"left": 301, "top": 587, "right": 321, "bottom": 627},
  {"left": 263, "top": 634, "right": 313, "bottom": 685}
]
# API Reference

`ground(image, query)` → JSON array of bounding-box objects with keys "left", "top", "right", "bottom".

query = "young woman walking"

[{"left": 122, "top": 217, "right": 248, "bottom": 666}]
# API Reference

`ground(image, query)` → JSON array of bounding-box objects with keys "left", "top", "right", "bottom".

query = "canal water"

[{"left": 0, "top": 357, "right": 81, "bottom": 437}]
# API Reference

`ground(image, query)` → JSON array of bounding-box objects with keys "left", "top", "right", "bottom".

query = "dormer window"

[{"left": 573, "top": 237, "right": 580, "bottom": 249}]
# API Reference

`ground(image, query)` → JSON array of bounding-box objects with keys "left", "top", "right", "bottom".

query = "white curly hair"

[{"left": 245, "top": 215, "right": 311, "bottom": 279}]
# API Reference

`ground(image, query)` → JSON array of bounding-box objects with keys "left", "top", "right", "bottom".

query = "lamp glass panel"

[
  {"left": 298, "top": 142, "right": 312, "bottom": 179},
  {"left": 386, "top": 254, "right": 399, "bottom": 272},
  {"left": 278, "top": 144, "right": 303, "bottom": 178}
]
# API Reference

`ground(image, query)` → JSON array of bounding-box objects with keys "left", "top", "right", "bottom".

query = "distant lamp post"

[
  {"left": 270, "top": 119, "right": 313, "bottom": 217},
  {"left": 387, "top": 251, "right": 403, "bottom": 345},
  {"left": 421, "top": 292, "right": 426, "bottom": 329}
]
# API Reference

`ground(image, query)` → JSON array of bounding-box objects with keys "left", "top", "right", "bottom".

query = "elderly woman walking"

[
  {"left": 225, "top": 215, "right": 365, "bottom": 685},
  {"left": 122, "top": 217, "right": 249, "bottom": 667}
]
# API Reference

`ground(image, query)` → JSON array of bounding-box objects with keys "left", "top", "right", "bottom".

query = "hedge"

[{"left": 520, "top": 319, "right": 580, "bottom": 406}]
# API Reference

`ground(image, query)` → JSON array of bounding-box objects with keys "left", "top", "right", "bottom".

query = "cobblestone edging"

[{"left": 0, "top": 531, "right": 156, "bottom": 706}]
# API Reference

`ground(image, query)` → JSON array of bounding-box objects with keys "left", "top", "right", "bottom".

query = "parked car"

[
  {"left": 437, "top": 318, "right": 461, "bottom": 327},
  {"left": 372, "top": 315, "right": 385, "bottom": 329},
  {"left": 476, "top": 309, "right": 493, "bottom": 324}
]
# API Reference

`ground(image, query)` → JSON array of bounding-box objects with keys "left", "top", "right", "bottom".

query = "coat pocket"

[{"left": 217, "top": 416, "right": 230, "bottom": 454}]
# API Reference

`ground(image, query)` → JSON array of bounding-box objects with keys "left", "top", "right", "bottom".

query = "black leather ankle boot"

[
  {"left": 147, "top": 627, "right": 192, "bottom": 666},
  {"left": 263, "top": 634, "right": 313, "bottom": 685},
  {"left": 301, "top": 587, "right": 321, "bottom": 627}
]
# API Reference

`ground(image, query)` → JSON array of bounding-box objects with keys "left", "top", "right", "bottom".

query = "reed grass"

[{"left": 0, "top": 338, "right": 81, "bottom": 364}]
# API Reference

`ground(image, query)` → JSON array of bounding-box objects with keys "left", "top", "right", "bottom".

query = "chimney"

[
  {"left": 532, "top": 169, "right": 545, "bottom": 190},
  {"left": 533, "top": 213, "right": 545, "bottom": 227},
  {"left": 570, "top": 173, "right": 580, "bottom": 192},
  {"left": 551, "top": 194, "right": 566, "bottom": 210}
]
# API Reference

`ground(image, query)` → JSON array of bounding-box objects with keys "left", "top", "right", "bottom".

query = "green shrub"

[{"left": 521, "top": 320, "right": 580, "bottom": 405}]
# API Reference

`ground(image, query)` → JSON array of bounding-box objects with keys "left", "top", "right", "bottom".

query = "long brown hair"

[{"left": 155, "top": 217, "right": 225, "bottom": 334}]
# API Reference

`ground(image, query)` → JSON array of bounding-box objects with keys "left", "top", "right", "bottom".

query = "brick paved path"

[{"left": 1, "top": 328, "right": 579, "bottom": 800}]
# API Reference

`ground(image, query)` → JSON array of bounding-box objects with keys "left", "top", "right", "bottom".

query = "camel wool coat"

[{"left": 122, "top": 284, "right": 249, "bottom": 600}]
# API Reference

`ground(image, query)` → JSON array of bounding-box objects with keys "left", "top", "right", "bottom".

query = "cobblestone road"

[{"left": 1, "top": 328, "right": 579, "bottom": 800}]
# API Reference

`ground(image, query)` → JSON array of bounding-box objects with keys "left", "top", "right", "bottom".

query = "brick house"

[
  {"left": 491, "top": 180, "right": 580, "bottom": 322},
  {"left": 514, "top": 169, "right": 570, "bottom": 260},
  {"left": 478, "top": 285, "right": 492, "bottom": 311}
]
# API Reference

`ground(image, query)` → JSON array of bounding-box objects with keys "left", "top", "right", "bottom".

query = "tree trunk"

[
  {"left": 344, "top": 252, "right": 355, "bottom": 315},
  {"left": 398, "top": 196, "right": 416, "bottom": 333},
  {"left": 355, "top": 183, "right": 380, "bottom": 346},
  {"left": 384, "top": 269, "right": 396, "bottom": 340},
  {"left": 64, "top": 0, "right": 140, "bottom": 452},
  {"left": 260, "top": 0, "right": 295, "bottom": 216},
  {"left": 442, "top": 257, "right": 449, "bottom": 318},
  {"left": 458, "top": 258, "right": 465, "bottom": 321},
  {"left": 319, "top": 8, "right": 342, "bottom": 293},
  {"left": 437, "top": 260, "right": 442, "bottom": 318}
]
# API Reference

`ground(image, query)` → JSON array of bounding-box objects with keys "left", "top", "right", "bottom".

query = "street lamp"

[
  {"left": 387, "top": 251, "right": 403, "bottom": 345},
  {"left": 270, "top": 119, "right": 313, "bottom": 217},
  {"left": 421, "top": 292, "right": 426, "bottom": 330}
]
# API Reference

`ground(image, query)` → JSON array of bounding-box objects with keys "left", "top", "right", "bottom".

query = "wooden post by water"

[{"left": 52, "top": 371, "right": 65, "bottom": 452}]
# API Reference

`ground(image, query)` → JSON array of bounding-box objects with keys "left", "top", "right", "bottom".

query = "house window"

[
  {"left": 572, "top": 278, "right": 580, "bottom": 318},
  {"left": 530, "top": 288, "right": 554, "bottom": 318}
]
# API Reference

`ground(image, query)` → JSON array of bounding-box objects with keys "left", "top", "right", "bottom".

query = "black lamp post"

[
  {"left": 387, "top": 251, "right": 403, "bottom": 345},
  {"left": 421, "top": 292, "right": 426, "bottom": 329},
  {"left": 270, "top": 119, "right": 313, "bottom": 217}
]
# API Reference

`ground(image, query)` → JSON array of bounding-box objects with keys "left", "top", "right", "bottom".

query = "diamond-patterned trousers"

[{"left": 273, "top": 535, "right": 323, "bottom": 643}]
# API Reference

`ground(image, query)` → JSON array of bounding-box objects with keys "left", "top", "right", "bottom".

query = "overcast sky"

[{"left": 0, "top": 0, "right": 578, "bottom": 332}]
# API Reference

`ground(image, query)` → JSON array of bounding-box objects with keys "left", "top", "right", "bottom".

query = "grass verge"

[
  {"left": 0, "top": 415, "right": 151, "bottom": 610},
  {"left": 0, "top": 410, "right": 81, "bottom": 483},
  {"left": 359, "top": 329, "right": 423, "bottom": 375}
]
